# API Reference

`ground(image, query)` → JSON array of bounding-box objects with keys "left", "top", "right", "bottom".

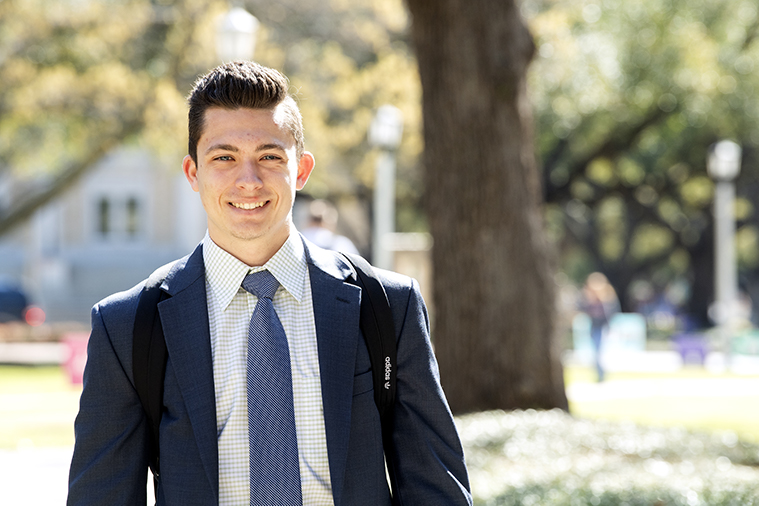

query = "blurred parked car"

[{"left": 0, "top": 283, "right": 29, "bottom": 323}]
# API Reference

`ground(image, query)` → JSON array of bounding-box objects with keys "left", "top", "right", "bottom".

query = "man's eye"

[
  {"left": 261, "top": 154, "right": 281, "bottom": 161},
  {"left": 215, "top": 155, "right": 233, "bottom": 161}
]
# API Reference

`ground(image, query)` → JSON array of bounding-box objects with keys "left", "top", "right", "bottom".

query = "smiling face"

[{"left": 183, "top": 106, "right": 314, "bottom": 266}]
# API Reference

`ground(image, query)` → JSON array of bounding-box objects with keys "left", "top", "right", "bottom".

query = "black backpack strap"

[
  {"left": 341, "top": 252, "right": 400, "bottom": 503},
  {"left": 132, "top": 265, "right": 171, "bottom": 480},
  {"left": 341, "top": 253, "right": 397, "bottom": 415}
]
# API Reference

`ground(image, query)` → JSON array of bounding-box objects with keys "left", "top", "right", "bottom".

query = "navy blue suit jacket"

[{"left": 68, "top": 238, "right": 472, "bottom": 505}]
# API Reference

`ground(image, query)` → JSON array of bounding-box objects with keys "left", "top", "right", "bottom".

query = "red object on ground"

[{"left": 62, "top": 332, "right": 89, "bottom": 384}]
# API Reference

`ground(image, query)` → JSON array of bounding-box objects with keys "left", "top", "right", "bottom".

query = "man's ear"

[
  {"left": 182, "top": 155, "right": 200, "bottom": 192},
  {"left": 296, "top": 152, "right": 315, "bottom": 191}
]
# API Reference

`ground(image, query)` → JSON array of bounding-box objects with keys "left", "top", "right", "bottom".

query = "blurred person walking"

[
  {"left": 301, "top": 199, "right": 360, "bottom": 255},
  {"left": 580, "top": 272, "right": 620, "bottom": 382}
]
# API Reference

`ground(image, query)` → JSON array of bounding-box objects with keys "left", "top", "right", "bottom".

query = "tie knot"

[{"left": 242, "top": 270, "right": 280, "bottom": 300}]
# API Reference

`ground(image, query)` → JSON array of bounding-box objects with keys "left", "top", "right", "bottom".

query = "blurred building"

[
  {"left": 0, "top": 147, "right": 206, "bottom": 324},
  {"left": 0, "top": 145, "right": 435, "bottom": 327}
]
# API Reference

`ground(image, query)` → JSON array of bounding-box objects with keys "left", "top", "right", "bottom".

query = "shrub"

[{"left": 457, "top": 409, "right": 759, "bottom": 505}]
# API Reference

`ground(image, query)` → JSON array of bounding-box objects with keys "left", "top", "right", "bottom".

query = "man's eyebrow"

[
  {"left": 256, "top": 142, "right": 287, "bottom": 152},
  {"left": 205, "top": 143, "right": 239, "bottom": 155}
]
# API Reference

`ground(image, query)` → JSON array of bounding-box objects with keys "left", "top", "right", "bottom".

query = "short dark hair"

[{"left": 187, "top": 61, "right": 304, "bottom": 163}]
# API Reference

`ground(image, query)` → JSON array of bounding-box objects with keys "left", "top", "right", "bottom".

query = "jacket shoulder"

[{"left": 94, "top": 250, "right": 196, "bottom": 334}]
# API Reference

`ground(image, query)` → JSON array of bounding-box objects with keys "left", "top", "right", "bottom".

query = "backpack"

[{"left": 132, "top": 252, "right": 399, "bottom": 499}]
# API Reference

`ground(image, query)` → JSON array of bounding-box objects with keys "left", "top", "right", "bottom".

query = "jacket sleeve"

[
  {"left": 67, "top": 295, "right": 151, "bottom": 506},
  {"left": 385, "top": 277, "right": 473, "bottom": 505}
]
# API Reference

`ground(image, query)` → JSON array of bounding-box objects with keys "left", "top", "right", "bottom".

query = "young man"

[{"left": 68, "top": 61, "right": 472, "bottom": 505}]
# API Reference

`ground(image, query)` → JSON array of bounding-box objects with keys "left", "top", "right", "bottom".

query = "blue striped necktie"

[{"left": 242, "top": 270, "right": 302, "bottom": 505}]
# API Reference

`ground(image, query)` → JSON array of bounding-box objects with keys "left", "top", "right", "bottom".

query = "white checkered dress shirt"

[{"left": 203, "top": 232, "right": 334, "bottom": 505}]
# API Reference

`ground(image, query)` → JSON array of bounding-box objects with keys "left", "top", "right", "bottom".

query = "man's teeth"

[{"left": 232, "top": 202, "right": 265, "bottom": 210}]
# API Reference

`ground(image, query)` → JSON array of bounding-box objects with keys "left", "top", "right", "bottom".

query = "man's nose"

[{"left": 237, "top": 160, "right": 264, "bottom": 188}]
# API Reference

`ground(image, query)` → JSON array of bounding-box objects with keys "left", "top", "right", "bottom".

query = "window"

[
  {"left": 94, "top": 195, "right": 142, "bottom": 242},
  {"left": 126, "top": 197, "right": 139, "bottom": 237},
  {"left": 98, "top": 198, "right": 111, "bottom": 236}
]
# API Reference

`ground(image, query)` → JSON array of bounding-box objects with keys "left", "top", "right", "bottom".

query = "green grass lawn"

[
  {"left": 0, "top": 365, "right": 81, "bottom": 449},
  {"left": 1, "top": 364, "right": 758, "bottom": 450},
  {"left": 565, "top": 365, "right": 759, "bottom": 442}
]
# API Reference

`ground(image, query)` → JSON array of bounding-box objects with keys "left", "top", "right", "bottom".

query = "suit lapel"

[
  {"left": 157, "top": 245, "right": 219, "bottom": 500},
  {"left": 305, "top": 242, "right": 361, "bottom": 506},
  {"left": 152, "top": 240, "right": 361, "bottom": 504}
]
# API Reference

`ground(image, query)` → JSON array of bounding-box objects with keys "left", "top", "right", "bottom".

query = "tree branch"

[
  {"left": 0, "top": 0, "right": 211, "bottom": 238},
  {"left": 742, "top": 16, "right": 759, "bottom": 51},
  {"left": 545, "top": 104, "right": 677, "bottom": 203},
  {"left": 0, "top": 118, "right": 144, "bottom": 237}
]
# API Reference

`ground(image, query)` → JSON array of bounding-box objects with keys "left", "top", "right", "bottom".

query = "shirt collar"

[{"left": 202, "top": 231, "right": 307, "bottom": 311}]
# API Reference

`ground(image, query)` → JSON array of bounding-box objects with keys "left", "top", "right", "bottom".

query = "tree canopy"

[
  {"left": 0, "top": 0, "right": 210, "bottom": 234},
  {"left": 0, "top": 0, "right": 423, "bottom": 236},
  {"left": 3, "top": 0, "right": 759, "bottom": 330},
  {"left": 525, "top": 0, "right": 759, "bottom": 327}
]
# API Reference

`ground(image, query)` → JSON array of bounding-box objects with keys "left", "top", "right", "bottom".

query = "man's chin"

[{"left": 231, "top": 225, "right": 291, "bottom": 247}]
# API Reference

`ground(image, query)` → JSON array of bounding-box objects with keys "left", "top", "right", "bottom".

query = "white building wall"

[{"left": 0, "top": 147, "right": 206, "bottom": 324}]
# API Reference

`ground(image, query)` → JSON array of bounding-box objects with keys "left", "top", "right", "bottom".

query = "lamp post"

[
  {"left": 215, "top": 6, "right": 259, "bottom": 62},
  {"left": 707, "top": 140, "right": 742, "bottom": 362},
  {"left": 368, "top": 105, "right": 403, "bottom": 270},
  {"left": 175, "top": 6, "right": 259, "bottom": 251}
]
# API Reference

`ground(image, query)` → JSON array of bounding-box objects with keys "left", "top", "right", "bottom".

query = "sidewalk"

[
  {"left": 0, "top": 447, "right": 72, "bottom": 505},
  {"left": 567, "top": 375, "right": 759, "bottom": 402},
  {"left": 0, "top": 446, "right": 156, "bottom": 505},
  {"left": 564, "top": 349, "right": 759, "bottom": 375},
  {"left": 0, "top": 341, "right": 66, "bottom": 365}
]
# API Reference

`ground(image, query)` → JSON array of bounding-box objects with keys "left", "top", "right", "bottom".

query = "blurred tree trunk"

[{"left": 406, "top": 0, "right": 568, "bottom": 412}]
